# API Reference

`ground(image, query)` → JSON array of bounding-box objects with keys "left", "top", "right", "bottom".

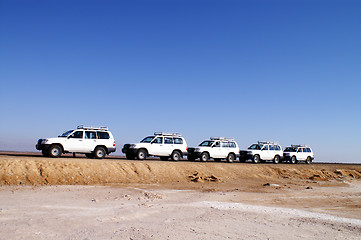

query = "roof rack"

[
  {"left": 258, "top": 141, "right": 278, "bottom": 145},
  {"left": 210, "top": 137, "right": 235, "bottom": 141},
  {"left": 291, "top": 144, "right": 308, "bottom": 148},
  {"left": 154, "top": 132, "right": 182, "bottom": 137},
  {"left": 77, "top": 125, "right": 108, "bottom": 131}
]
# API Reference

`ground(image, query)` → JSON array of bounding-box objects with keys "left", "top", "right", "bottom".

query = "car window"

[
  {"left": 262, "top": 145, "right": 269, "bottom": 150},
  {"left": 269, "top": 145, "right": 275, "bottom": 150},
  {"left": 297, "top": 148, "right": 303, "bottom": 152},
  {"left": 153, "top": 137, "right": 163, "bottom": 144},
  {"left": 70, "top": 131, "right": 83, "bottom": 139},
  {"left": 275, "top": 145, "right": 280, "bottom": 151},
  {"left": 174, "top": 138, "right": 183, "bottom": 144},
  {"left": 229, "top": 142, "right": 236, "bottom": 148},
  {"left": 164, "top": 137, "right": 173, "bottom": 144},
  {"left": 97, "top": 132, "right": 110, "bottom": 139},
  {"left": 213, "top": 141, "right": 220, "bottom": 148},
  {"left": 302, "top": 148, "right": 307, "bottom": 152},
  {"left": 85, "top": 131, "right": 96, "bottom": 139},
  {"left": 199, "top": 141, "right": 214, "bottom": 147},
  {"left": 222, "top": 142, "right": 229, "bottom": 148},
  {"left": 307, "top": 148, "right": 311, "bottom": 152}
]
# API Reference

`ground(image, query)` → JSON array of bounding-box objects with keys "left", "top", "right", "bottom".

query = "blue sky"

[{"left": 0, "top": 0, "right": 360, "bottom": 163}]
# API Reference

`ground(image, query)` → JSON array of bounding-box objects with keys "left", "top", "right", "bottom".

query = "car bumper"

[
  {"left": 36, "top": 143, "right": 51, "bottom": 151},
  {"left": 122, "top": 148, "right": 138, "bottom": 154},
  {"left": 239, "top": 151, "right": 253, "bottom": 160},
  {"left": 108, "top": 147, "right": 116, "bottom": 153}
]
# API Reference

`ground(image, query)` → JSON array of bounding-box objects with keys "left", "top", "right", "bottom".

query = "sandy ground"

[{"left": 0, "top": 152, "right": 360, "bottom": 239}]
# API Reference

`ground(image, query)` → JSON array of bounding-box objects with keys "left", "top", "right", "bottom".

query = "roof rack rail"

[
  {"left": 291, "top": 144, "right": 308, "bottom": 148},
  {"left": 210, "top": 137, "right": 235, "bottom": 141},
  {"left": 258, "top": 141, "right": 278, "bottom": 145},
  {"left": 77, "top": 125, "right": 108, "bottom": 131},
  {"left": 154, "top": 132, "right": 182, "bottom": 137}
]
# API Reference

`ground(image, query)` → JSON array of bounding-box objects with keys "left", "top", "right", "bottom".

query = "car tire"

[
  {"left": 136, "top": 149, "right": 147, "bottom": 160},
  {"left": 48, "top": 145, "right": 62, "bottom": 158},
  {"left": 305, "top": 156, "right": 312, "bottom": 164},
  {"left": 160, "top": 156, "right": 168, "bottom": 161},
  {"left": 200, "top": 152, "right": 209, "bottom": 162},
  {"left": 253, "top": 154, "right": 260, "bottom": 164},
  {"left": 226, "top": 153, "right": 235, "bottom": 163},
  {"left": 290, "top": 156, "right": 297, "bottom": 164},
  {"left": 94, "top": 147, "right": 106, "bottom": 159},
  {"left": 85, "top": 153, "right": 94, "bottom": 159},
  {"left": 273, "top": 155, "right": 280, "bottom": 164},
  {"left": 126, "top": 153, "right": 136, "bottom": 160},
  {"left": 171, "top": 151, "right": 181, "bottom": 161}
]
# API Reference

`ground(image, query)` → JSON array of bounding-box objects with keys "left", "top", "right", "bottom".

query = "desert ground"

[{"left": 0, "top": 152, "right": 360, "bottom": 239}]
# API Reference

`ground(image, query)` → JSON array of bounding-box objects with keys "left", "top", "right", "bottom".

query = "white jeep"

[
  {"left": 283, "top": 145, "right": 314, "bottom": 164},
  {"left": 122, "top": 132, "right": 187, "bottom": 161},
  {"left": 187, "top": 137, "right": 240, "bottom": 163},
  {"left": 239, "top": 141, "right": 283, "bottom": 164},
  {"left": 36, "top": 125, "right": 116, "bottom": 158}
]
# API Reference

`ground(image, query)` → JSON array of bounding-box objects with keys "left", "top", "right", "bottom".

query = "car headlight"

[
  {"left": 194, "top": 148, "right": 201, "bottom": 152},
  {"left": 42, "top": 139, "right": 48, "bottom": 144}
]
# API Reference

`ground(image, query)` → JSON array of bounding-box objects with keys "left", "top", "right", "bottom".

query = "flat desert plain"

[{"left": 0, "top": 152, "right": 360, "bottom": 239}]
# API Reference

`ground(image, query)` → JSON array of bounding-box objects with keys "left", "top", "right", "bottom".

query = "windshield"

[
  {"left": 141, "top": 136, "right": 154, "bottom": 143},
  {"left": 59, "top": 130, "right": 74, "bottom": 137},
  {"left": 284, "top": 147, "right": 296, "bottom": 152},
  {"left": 248, "top": 144, "right": 262, "bottom": 150},
  {"left": 199, "top": 141, "right": 214, "bottom": 147}
]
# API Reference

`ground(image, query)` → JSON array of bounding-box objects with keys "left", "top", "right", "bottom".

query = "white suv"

[
  {"left": 187, "top": 137, "right": 240, "bottom": 163},
  {"left": 122, "top": 132, "right": 187, "bottom": 161},
  {"left": 36, "top": 125, "right": 116, "bottom": 158},
  {"left": 283, "top": 145, "right": 314, "bottom": 164},
  {"left": 239, "top": 141, "right": 283, "bottom": 164}
]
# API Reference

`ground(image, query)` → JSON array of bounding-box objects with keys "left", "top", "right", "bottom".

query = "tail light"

[{"left": 113, "top": 141, "right": 116, "bottom": 147}]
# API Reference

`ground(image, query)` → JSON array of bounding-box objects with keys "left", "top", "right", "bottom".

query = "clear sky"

[{"left": 0, "top": 0, "right": 360, "bottom": 163}]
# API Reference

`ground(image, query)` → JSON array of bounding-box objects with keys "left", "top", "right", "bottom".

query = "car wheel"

[
  {"left": 305, "top": 156, "right": 312, "bottom": 164},
  {"left": 273, "top": 155, "right": 280, "bottom": 164},
  {"left": 94, "top": 147, "right": 106, "bottom": 159},
  {"left": 227, "top": 154, "right": 235, "bottom": 163},
  {"left": 171, "top": 151, "right": 181, "bottom": 161},
  {"left": 41, "top": 149, "right": 49, "bottom": 157},
  {"left": 253, "top": 154, "right": 260, "bottom": 164},
  {"left": 126, "top": 153, "right": 136, "bottom": 160},
  {"left": 290, "top": 156, "right": 297, "bottom": 164},
  {"left": 136, "top": 149, "right": 147, "bottom": 160},
  {"left": 200, "top": 152, "right": 209, "bottom": 162},
  {"left": 160, "top": 156, "right": 169, "bottom": 161},
  {"left": 48, "top": 145, "right": 62, "bottom": 158},
  {"left": 85, "top": 153, "right": 94, "bottom": 159}
]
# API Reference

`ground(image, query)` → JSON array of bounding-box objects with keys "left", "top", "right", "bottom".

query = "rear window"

[
  {"left": 97, "top": 132, "right": 110, "bottom": 139},
  {"left": 229, "top": 142, "right": 236, "bottom": 148}
]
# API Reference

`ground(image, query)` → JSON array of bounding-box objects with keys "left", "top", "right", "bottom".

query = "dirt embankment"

[{"left": 0, "top": 153, "right": 360, "bottom": 186}]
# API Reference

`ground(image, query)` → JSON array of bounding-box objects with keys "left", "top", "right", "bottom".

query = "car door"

[
  {"left": 84, "top": 131, "right": 97, "bottom": 152},
  {"left": 149, "top": 137, "right": 164, "bottom": 156},
  {"left": 163, "top": 137, "right": 174, "bottom": 156},
  {"left": 210, "top": 141, "right": 222, "bottom": 158},
  {"left": 65, "top": 130, "right": 84, "bottom": 152},
  {"left": 261, "top": 145, "right": 272, "bottom": 160}
]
